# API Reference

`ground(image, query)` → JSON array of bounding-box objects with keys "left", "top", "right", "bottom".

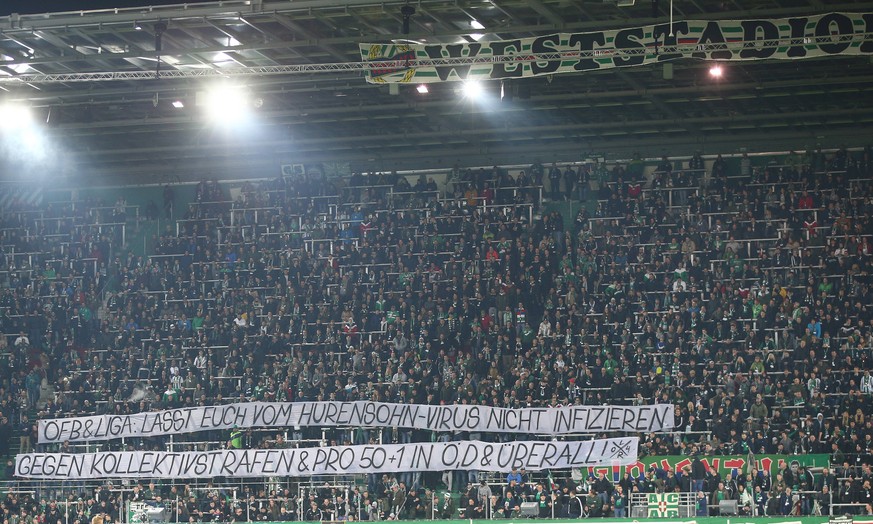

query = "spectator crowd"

[{"left": 0, "top": 146, "right": 872, "bottom": 522}]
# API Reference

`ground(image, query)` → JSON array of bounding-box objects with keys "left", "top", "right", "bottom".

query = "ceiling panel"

[{"left": 0, "top": 0, "right": 871, "bottom": 183}]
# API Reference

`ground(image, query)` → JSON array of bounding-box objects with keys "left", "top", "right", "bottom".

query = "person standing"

[
  {"left": 163, "top": 185, "right": 175, "bottom": 219},
  {"left": 229, "top": 425, "right": 243, "bottom": 449},
  {"left": 611, "top": 485, "right": 626, "bottom": 518},
  {"left": 476, "top": 481, "right": 492, "bottom": 516},
  {"left": 692, "top": 454, "right": 707, "bottom": 493},
  {"left": 548, "top": 164, "right": 561, "bottom": 200},
  {"left": 563, "top": 165, "right": 576, "bottom": 200}
]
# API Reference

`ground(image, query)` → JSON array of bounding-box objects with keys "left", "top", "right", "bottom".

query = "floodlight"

[
  {"left": 416, "top": 84, "right": 429, "bottom": 94},
  {"left": 202, "top": 85, "right": 249, "bottom": 122},
  {"left": 709, "top": 64, "right": 723, "bottom": 78},
  {"left": 470, "top": 20, "right": 485, "bottom": 30},
  {"left": 172, "top": 100, "right": 184, "bottom": 109},
  {"left": 0, "top": 103, "right": 33, "bottom": 129},
  {"left": 462, "top": 80, "right": 484, "bottom": 99}
]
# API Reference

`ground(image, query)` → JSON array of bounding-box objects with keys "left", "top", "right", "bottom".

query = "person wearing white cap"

[
  {"left": 440, "top": 492, "right": 455, "bottom": 519},
  {"left": 861, "top": 370, "right": 873, "bottom": 394}
]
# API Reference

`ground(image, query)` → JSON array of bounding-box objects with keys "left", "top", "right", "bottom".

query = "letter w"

[{"left": 423, "top": 44, "right": 482, "bottom": 81}]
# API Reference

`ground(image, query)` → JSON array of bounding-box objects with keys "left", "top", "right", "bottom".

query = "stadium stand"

[{"left": 0, "top": 146, "right": 872, "bottom": 522}]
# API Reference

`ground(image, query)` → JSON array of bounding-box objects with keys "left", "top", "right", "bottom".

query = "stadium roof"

[{"left": 0, "top": 0, "right": 872, "bottom": 184}]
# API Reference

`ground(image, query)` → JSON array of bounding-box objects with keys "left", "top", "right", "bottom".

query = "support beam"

[
  {"left": 270, "top": 13, "right": 352, "bottom": 63},
  {"left": 525, "top": 0, "right": 565, "bottom": 28},
  {"left": 0, "top": 34, "right": 869, "bottom": 84}
]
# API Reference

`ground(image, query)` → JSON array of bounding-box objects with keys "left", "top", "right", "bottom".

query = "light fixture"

[
  {"left": 462, "top": 80, "right": 484, "bottom": 99},
  {"left": 469, "top": 18, "right": 485, "bottom": 40},
  {"left": 172, "top": 100, "right": 184, "bottom": 108},
  {"left": 400, "top": 2, "right": 415, "bottom": 35},
  {"left": 201, "top": 85, "right": 250, "bottom": 122},
  {"left": 709, "top": 64, "right": 723, "bottom": 78},
  {"left": 134, "top": 21, "right": 143, "bottom": 30},
  {"left": 154, "top": 21, "right": 167, "bottom": 53},
  {"left": 416, "top": 84, "right": 429, "bottom": 94},
  {"left": 0, "top": 102, "right": 33, "bottom": 129}
]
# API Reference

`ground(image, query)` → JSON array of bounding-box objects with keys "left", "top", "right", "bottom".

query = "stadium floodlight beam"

[
  {"left": 709, "top": 64, "right": 724, "bottom": 78},
  {"left": 202, "top": 85, "right": 250, "bottom": 122},
  {"left": 0, "top": 102, "right": 33, "bottom": 129},
  {"left": 461, "top": 80, "right": 484, "bottom": 99}
]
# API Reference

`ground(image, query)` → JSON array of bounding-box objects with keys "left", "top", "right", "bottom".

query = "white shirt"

[{"left": 861, "top": 374, "right": 873, "bottom": 394}]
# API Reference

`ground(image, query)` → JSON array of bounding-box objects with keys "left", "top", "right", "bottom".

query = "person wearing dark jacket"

[
  {"left": 585, "top": 488, "right": 602, "bottom": 517},
  {"left": 779, "top": 487, "right": 795, "bottom": 516},
  {"left": 692, "top": 456, "right": 707, "bottom": 493},
  {"left": 537, "top": 493, "right": 552, "bottom": 518},
  {"left": 724, "top": 473, "right": 739, "bottom": 500},
  {"left": 567, "top": 489, "right": 584, "bottom": 518},
  {"left": 754, "top": 486, "right": 767, "bottom": 516},
  {"left": 816, "top": 468, "right": 837, "bottom": 493},
  {"left": 440, "top": 493, "right": 455, "bottom": 519},
  {"left": 706, "top": 469, "right": 722, "bottom": 495},
  {"left": 611, "top": 486, "right": 627, "bottom": 518},
  {"left": 679, "top": 467, "right": 693, "bottom": 492},
  {"left": 816, "top": 486, "right": 831, "bottom": 516},
  {"left": 594, "top": 473, "right": 612, "bottom": 508},
  {"left": 839, "top": 479, "right": 857, "bottom": 508},
  {"left": 498, "top": 490, "right": 519, "bottom": 519},
  {"left": 0, "top": 417, "right": 11, "bottom": 457}
]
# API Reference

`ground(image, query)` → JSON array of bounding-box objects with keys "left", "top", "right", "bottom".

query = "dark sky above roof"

[{"left": 1, "top": 0, "right": 214, "bottom": 16}]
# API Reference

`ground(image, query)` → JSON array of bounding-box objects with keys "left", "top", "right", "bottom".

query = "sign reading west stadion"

[{"left": 360, "top": 12, "right": 873, "bottom": 83}]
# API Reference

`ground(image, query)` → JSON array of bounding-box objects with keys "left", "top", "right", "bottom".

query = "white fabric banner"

[
  {"left": 38, "top": 402, "right": 674, "bottom": 444},
  {"left": 16, "top": 437, "right": 638, "bottom": 479}
]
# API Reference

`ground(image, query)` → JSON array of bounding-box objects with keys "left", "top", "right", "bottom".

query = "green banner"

[
  {"left": 579, "top": 453, "right": 828, "bottom": 480},
  {"left": 360, "top": 12, "right": 873, "bottom": 83},
  {"left": 291, "top": 518, "right": 857, "bottom": 524}
]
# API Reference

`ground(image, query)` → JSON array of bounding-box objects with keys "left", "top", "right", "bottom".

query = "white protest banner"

[
  {"left": 16, "top": 437, "right": 638, "bottom": 479},
  {"left": 38, "top": 402, "right": 674, "bottom": 444}
]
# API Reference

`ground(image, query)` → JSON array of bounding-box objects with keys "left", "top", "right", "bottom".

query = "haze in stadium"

[{"left": 0, "top": 0, "right": 872, "bottom": 523}]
